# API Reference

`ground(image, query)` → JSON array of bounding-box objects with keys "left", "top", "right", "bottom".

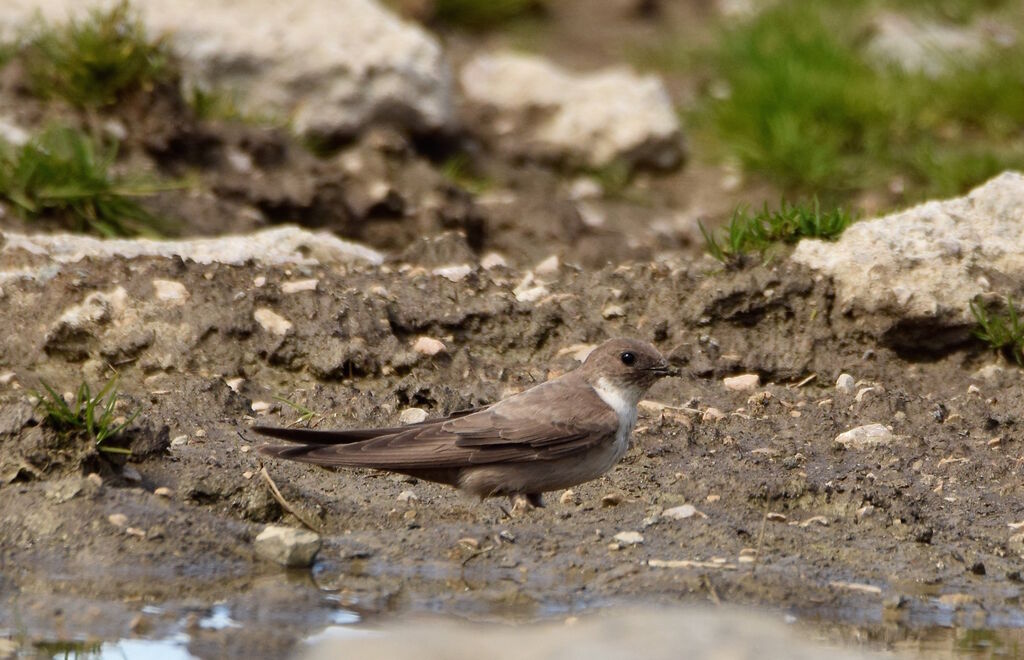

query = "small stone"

[
  {"left": 412, "top": 336, "right": 447, "bottom": 356},
  {"left": 170, "top": 435, "right": 188, "bottom": 447},
  {"left": 701, "top": 407, "right": 725, "bottom": 423},
  {"left": 613, "top": 531, "right": 644, "bottom": 546},
  {"left": 1008, "top": 532, "right": 1024, "bottom": 556},
  {"left": 458, "top": 537, "right": 480, "bottom": 550},
  {"left": 254, "top": 308, "right": 293, "bottom": 336},
  {"left": 535, "top": 255, "right": 560, "bottom": 275},
  {"left": 766, "top": 512, "right": 787, "bottom": 522},
  {"left": 855, "top": 387, "right": 878, "bottom": 403},
  {"left": 857, "top": 504, "right": 876, "bottom": 519},
  {"left": 514, "top": 284, "right": 549, "bottom": 303},
  {"left": 152, "top": 279, "right": 189, "bottom": 304},
  {"left": 662, "top": 504, "right": 698, "bottom": 520},
  {"left": 253, "top": 276, "right": 267, "bottom": 287},
  {"left": 225, "top": 377, "right": 245, "bottom": 393},
  {"left": 397, "top": 490, "right": 419, "bottom": 503},
  {"left": 122, "top": 467, "right": 142, "bottom": 483},
  {"left": 0, "top": 371, "right": 15, "bottom": 386},
  {"left": 706, "top": 494, "right": 720, "bottom": 503},
  {"left": 86, "top": 473, "right": 103, "bottom": 487},
  {"left": 967, "top": 384, "right": 981, "bottom": 395},
  {"left": 281, "top": 279, "right": 319, "bottom": 294},
  {"left": 835, "top": 373, "right": 855, "bottom": 395},
  {"left": 254, "top": 525, "right": 322, "bottom": 567},
  {"left": 108, "top": 513, "right": 128, "bottom": 528},
  {"left": 723, "top": 374, "right": 759, "bottom": 391},
  {"left": 835, "top": 423, "right": 897, "bottom": 450},
  {"left": 251, "top": 400, "right": 272, "bottom": 413},
  {"left": 480, "top": 252, "right": 508, "bottom": 270},
  {"left": 432, "top": 264, "right": 473, "bottom": 283},
  {"left": 974, "top": 364, "right": 1004, "bottom": 384},
  {"left": 559, "top": 490, "right": 577, "bottom": 505},
  {"left": 568, "top": 177, "right": 602, "bottom": 200},
  {"left": 154, "top": 487, "right": 172, "bottom": 498},
  {"left": 602, "top": 304, "right": 626, "bottom": 319},
  {"left": 601, "top": 493, "right": 622, "bottom": 507},
  {"left": 399, "top": 408, "right": 429, "bottom": 425}
]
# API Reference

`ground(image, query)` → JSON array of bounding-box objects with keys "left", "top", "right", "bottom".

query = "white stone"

[
  {"left": 254, "top": 308, "right": 292, "bottom": 335},
  {"left": 0, "top": 227, "right": 382, "bottom": 288},
  {"left": 460, "top": 51, "right": 682, "bottom": 170},
  {"left": 613, "top": 531, "right": 644, "bottom": 546},
  {"left": 254, "top": 525, "right": 321, "bottom": 567},
  {"left": 0, "top": 371, "right": 15, "bottom": 386},
  {"left": 663, "top": 504, "right": 698, "bottom": 520},
  {"left": 865, "top": 12, "right": 993, "bottom": 77},
  {"left": 792, "top": 173, "right": 1024, "bottom": 330},
  {"left": 723, "top": 374, "right": 760, "bottom": 391},
  {"left": 480, "top": 252, "right": 508, "bottom": 270},
  {"left": 399, "top": 408, "right": 428, "bottom": 425},
  {"left": 0, "top": 0, "right": 453, "bottom": 139},
  {"left": 701, "top": 407, "right": 725, "bottom": 423},
  {"left": 412, "top": 336, "right": 446, "bottom": 356},
  {"left": 535, "top": 255, "right": 560, "bottom": 275},
  {"left": 0, "top": 115, "right": 30, "bottom": 146},
  {"left": 602, "top": 304, "right": 626, "bottom": 319},
  {"left": 397, "top": 490, "right": 419, "bottom": 503},
  {"left": 170, "top": 435, "right": 188, "bottom": 447},
  {"left": 432, "top": 264, "right": 473, "bottom": 283},
  {"left": 835, "top": 424, "right": 898, "bottom": 450},
  {"left": 514, "top": 274, "right": 550, "bottom": 303},
  {"left": 835, "top": 373, "right": 855, "bottom": 395},
  {"left": 152, "top": 279, "right": 189, "bottom": 304},
  {"left": 251, "top": 400, "right": 272, "bottom": 413},
  {"left": 225, "top": 377, "right": 245, "bottom": 393},
  {"left": 281, "top": 279, "right": 319, "bottom": 294}
]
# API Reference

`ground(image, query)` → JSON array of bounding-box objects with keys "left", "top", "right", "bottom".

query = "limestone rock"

[
  {"left": 834, "top": 424, "right": 898, "bottom": 450},
  {"left": 0, "top": 0, "right": 453, "bottom": 139},
  {"left": 254, "top": 525, "right": 322, "bottom": 567},
  {"left": 792, "top": 172, "right": 1024, "bottom": 341},
  {"left": 460, "top": 51, "right": 682, "bottom": 170}
]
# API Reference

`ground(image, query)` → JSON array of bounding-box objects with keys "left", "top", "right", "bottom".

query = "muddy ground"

[
  {"left": 1, "top": 246, "right": 1024, "bottom": 657},
  {"left": 2, "top": 1, "right": 1024, "bottom": 658}
]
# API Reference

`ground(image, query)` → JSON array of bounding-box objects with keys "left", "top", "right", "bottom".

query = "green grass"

[
  {"left": 273, "top": 395, "right": 321, "bottom": 427},
  {"left": 700, "top": 200, "right": 854, "bottom": 264},
  {"left": 647, "top": 1, "right": 1024, "bottom": 203},
  {"left": 32, "top": 377, "right": 139, "bottom": 455},
  {"left": 21, "top": 1, "right": 170, "bottom": 108},
  {"left": 439, "top": 154, "right": 492, "bottom": 194},
  {"left": 429, "top": 0, "right": 543, "bottom": 29},
  {"left": 970, "top": 296, "right": 1024, "bottom": 364},
  {"left": 0, "top": 126, "right": 171, "bottom": 237}
]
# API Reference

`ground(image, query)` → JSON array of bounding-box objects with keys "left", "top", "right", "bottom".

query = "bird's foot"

[{"left": 509, "top": 493, "right": 544, "bottom": 515}]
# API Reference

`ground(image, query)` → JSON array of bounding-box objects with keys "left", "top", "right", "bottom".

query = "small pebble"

[
  {"left": 767, "top": 512, "right": 788, "bottom": 522},
  {"left": 254, "top": 308, "right": 292, "bottom": 336},
  {"left": 432, "top": 264, "right": 473, "bottom": 282},
  {"left": 253, "top": 276, "right": 267, "bottom": 287},
  {"left": 399, "top": 408, "right": 429, "bottom": 425},
  {"left": 254, "top": 525, "right": 321, "bottom": 568},
  {"left": 602, "top": 304, "right": 626, "bottom": 319},
  {"left": 251, "top": 401, "right": 272, "bottom": 413},
  {"left": 480, "top": 252, "right": 508, "bottom": 270},
  {"left": 967, "top": 384, "right": 981, "bottom": 395},
  {"left": 281, "top": 279, "right": 319, "bottom": 294},
  {"left": 559, "top": 490, "right": 577, "bottom": 505},
  {"left": 701, "top": 407, "right": 725, "bottom": 423},
  {"left": 151, "top": 279, "right": 189, "bottom": 304},
  {"left": 723, "top": 374, "right": 759, "bottom": 391},
  {"left": 412, "top": 336, "right": 446, "bottom": 356},
  {"left": 170, "top": 435, "right": 188, "bottom": 447},
  {"left": 122, "top": 467, "right": 142, "bottom": 483},
  {"left": 835, "top": 373, "right": 855, "bottom": 395},
  {"left": 397, "top": 490, "right": 419, "bottom": 503},
  {"left": 601, "top": 493, "right": 622, "bottom": 507},
  {"left": 108, "top": 513, "right": 128, "bottom": 528},
  {"left": 835, "top": 424, "right": 897, "bottom": 450},
  {"left": 613, "top": 531, "right": 644, "bottom": 546},
  {"left": 154, "top": 487, "right": 172, "bottom": 498},
  {"left": 0, "top": 371, "right": 15, "bottom": 386},
  {"left": 535, "top": 255, "right": 560, "bottom": 275},
  {"left": 225, "top": 377, "right": 245, "bottom": 393},
  {"left": 662, "top": 504, "right": 698, "bottom": 520}
]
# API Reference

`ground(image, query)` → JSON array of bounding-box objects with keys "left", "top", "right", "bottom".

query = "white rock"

[
  {"left": 835, "top": 373, "right": 855, "bottom": 395},
  {"left": 480, "top": 252, "right": 508, "bottom": 270},
  {"left": 254, "top": 308, "right": 292, "bottom": 335},
  {"left": 281, "top": 278, "right": 319, "bottom": 294},
  {"left": 225, "top": 377, "right": 245, "bottom": 393},
  {"left": 432, "top": 264, "right": 473, "bottom": 283},
  {"left": 412, "top": 336, "right": 446, "bottom": 356},
  {"left": 0, "top": 227, "right": 382, "bottom": 287},
  {"left": 108, "top": 513, "right": 128, "bottom": 527},
  {"left": 152, "top": 279, "right": 189, "bottom": 304},
  {"left": 534, "top": 255, "right": 560, "bottom": 275},
  {"left": 460, "top": 51, "right": 682, "bottom": 170},
  {"left": 397, "top": 490, "right": 419, "bottom": 503},
  {"left": 514, "top": 274, "right": 549, "bottom": 303},
  {"left": 602, "top": 304, "right": 626, "bottom": 319},
  {"left": 973, "top": 364, "right": 1005, "bottom": 384},
  {"left": 170, "top": 435, "right": 188, "bottom": 447},
  {"left": 613, "top": 531, "right": 644, "bottom": 546},
  {"left": 254, "top": 525, "right": 321, "bottom": 567},
  {"left": 663, "top": 504, "right": 698, "bottom": 520},
  {"left": 792, "top": 173, "right": 1024, "bottom": 333},
  {"left": 399, "top": 408, "right": 428, "bottom": 425},
  {"left": 701, "top": 407, "right": 726, "bottom": 423},
  {"left": 723, "top": 374, "right": 760, "bottom": 391},
  {"left": 0, "top": 371, "right": 15, "bottom": 386},
  {"left": 0, "top": 0, "right": 453, "bottom": 139},
  {"left": 251, "top": 400, "right": 272, "bottom": 413},
  {"left": 253, "top": 276, "right": 267, "bottom": 287},
  {"left": 0, "top": 115, "right": 30, "bottom": 146},
  {"left": 865, "top": 12, "right": 993, "bottom": 77},
  {"left": 567, "top": 177, "right": 603, "bottom": 200},
  {"left": 834, "top": 424, "right": 898, "bottom": 450}
]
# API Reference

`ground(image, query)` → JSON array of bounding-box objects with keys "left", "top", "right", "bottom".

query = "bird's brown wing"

[
  {"left": 257, "top": 378, "right": 619, "bottom": 469},
  {"left": 251, "top": 406, "right": 486, "bottom": 445}
]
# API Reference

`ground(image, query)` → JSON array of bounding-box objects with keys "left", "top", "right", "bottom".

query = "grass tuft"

[
  {"left": 32, "top": 377, "right": 139, "bottom": 454},
  {"left": 700, "top": 200, "right": 854, "bottom": 265},
  {"left": 970, "top": 297, "right": 1024, "bottom": 364},
  {"left": 22, "top": 1, "right": 169, "bottom": 109},
  {"left": 0, "top": 126, "right": 171, "bottom": 237},
  {"left": 647, "top": 1, "right": 1024, "bottom": 202}
]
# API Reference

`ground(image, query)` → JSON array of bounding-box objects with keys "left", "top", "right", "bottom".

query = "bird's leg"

[{"left": 509, "top": 492, "right": 544, "bottom": 514}]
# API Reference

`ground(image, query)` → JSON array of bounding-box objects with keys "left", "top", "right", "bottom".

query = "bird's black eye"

[{"left": 620, "top": 351, "right": 636, "bottom": 366}]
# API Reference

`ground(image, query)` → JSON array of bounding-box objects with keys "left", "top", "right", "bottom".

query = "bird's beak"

[{"left": 649, "top": 360, "right": 680, "bottom": 378}]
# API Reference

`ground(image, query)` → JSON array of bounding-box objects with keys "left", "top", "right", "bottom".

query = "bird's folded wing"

[
  {"left": 251, "top": 405, "right": 487, "bottom": 445},
  {"left": 257, "top": 380, "right": 618, "bottom": 469}
]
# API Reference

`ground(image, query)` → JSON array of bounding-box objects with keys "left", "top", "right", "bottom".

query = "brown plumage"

[{"left": 254, "top": 338, "right": 675, "bottom": 508}]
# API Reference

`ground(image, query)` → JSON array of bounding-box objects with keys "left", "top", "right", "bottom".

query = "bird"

[{"left": 253, "top": 338, "right": 677, "bottom": 510}]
